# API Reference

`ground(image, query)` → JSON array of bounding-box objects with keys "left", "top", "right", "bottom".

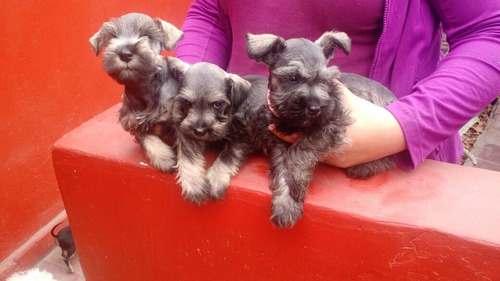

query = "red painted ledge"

[{"left": 52, "top": 103, "right": 500, "bottom": 280}]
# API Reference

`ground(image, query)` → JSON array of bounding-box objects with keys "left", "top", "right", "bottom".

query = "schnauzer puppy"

[
  {"left": 167, "top": 57, "right": 251, "bottom": 204},
  {"left": 208, "top": 31, "right": 396, "bottom": 227},
  {"left": 51, "top": 223, "right": 76, "bottom": 272},
  {"left": 89, "top": 13, "right": 183, "bottom": 172}
]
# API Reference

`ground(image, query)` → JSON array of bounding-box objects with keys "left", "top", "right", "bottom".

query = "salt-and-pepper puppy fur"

[
  {"left": 208, "top": 31, "right": 397, "bottom": 227},
  {"left": 51, "top": 223, "right": 76, "bottom": 272},
  {"left": 167, "top": 57, "right": 251, "bottom": 204},
  {"left": 7, "top": 269, "right": 58, "bottom": 281},
  {"left": 89, "top": 13, "right": 183, "bottom": 172}
]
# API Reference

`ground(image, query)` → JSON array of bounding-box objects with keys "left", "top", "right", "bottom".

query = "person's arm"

[
  {"left": 175, "top": 0, "right": 232, "bottom": 68},
  {"left": 387, "top": 0, "right": 500, "bottom": 169},
  {"left": 322, "top": 82, "right": 406, "bottom": 168},
  {"left": 271, "top": 0, "right": 500, "bottom": 169}
]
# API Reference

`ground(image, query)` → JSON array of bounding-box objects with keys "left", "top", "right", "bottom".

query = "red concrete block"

[{"left": 52, "top": 104, "right": 500, "bottom": 281}]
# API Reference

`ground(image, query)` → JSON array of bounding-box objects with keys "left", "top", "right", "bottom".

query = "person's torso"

[{"left": 219, "top": 0, "right": 385, "bottom": 77}]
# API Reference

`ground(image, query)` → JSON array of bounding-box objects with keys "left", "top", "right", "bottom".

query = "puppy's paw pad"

[{"left": 270, "top": 197, "right": 303, "bottom": 228}]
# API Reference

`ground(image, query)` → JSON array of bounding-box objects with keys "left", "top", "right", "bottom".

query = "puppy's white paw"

[
  {"left": 175, "top": 150, "right": 210, "bottom": 205},
  {"left": 150, "top": 152, "right": 177, "bottom": 173},
  {"left": 207, "top": 157, "right": 241, "bottom": 201},
  {"left": 142, "top": 135, "right": 177, "bottom": 173},
  {"left": 207, "top": 167, "right": 230, "bottom": 201},
  {"left": 180, "top": 178, "right": 210, "bottom": 205},
  {"left": 270, "top": 194, "right": 303, "bottom": 228}
]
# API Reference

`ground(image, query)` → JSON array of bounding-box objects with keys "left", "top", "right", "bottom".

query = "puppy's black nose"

[
  {"left": 194, "top": 127, "right": 208, "bottom": 137},
  {"left": 307, "top": 105, "right": 321, "bottom": 116},
  {"left": 119, "top": 49, "right": 134, "bottom": 62}
]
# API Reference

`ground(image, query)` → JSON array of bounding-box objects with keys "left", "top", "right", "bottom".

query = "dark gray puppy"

[
  {"left": 207, "top": 31, "right": 396, "bottom": 227},
  {"left": 167, "top": 57, "right": 251, "bottom": 204},
  {"left": 89, "top": 13, "right": 183, "bottom": 172}
]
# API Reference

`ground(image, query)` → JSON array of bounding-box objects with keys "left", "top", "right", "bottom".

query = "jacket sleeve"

[
  {"left": 175, "top": 0, "right": 232, "bottom": 68},
  {"left": 386, "top": 0, "right": 500, "bottom": 169}
]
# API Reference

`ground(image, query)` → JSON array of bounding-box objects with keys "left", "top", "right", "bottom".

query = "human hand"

[{"left": 323, "top": 79, "right": 406, "bottom": 167}]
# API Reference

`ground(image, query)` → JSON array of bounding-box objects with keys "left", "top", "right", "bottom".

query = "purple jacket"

[{"left": 176, "top": 0, "right": 500, "bottom": 170}]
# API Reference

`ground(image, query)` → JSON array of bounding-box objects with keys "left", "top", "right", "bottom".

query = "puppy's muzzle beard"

[
  {"left": 181, "top": 118, "right": 227, "bottom": 142},
  {"left": 102, "top": 37, "right": 162, "bottom": 84},
  {"left": 193, "top": 126, "right": 209, "bottom": 138},
  {"left": 185, "top": 124, "right": 215, "bottom": 141},
  {"left": 189, "top": 126, "right": 210, "bottom": 140},
  {"left": 278, "top": 99, "right": 324, "bottom": 127}
]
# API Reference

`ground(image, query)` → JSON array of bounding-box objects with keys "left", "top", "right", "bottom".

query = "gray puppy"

[
  {"left": 167, "top": 57, "right": 251, "bottom": 204},
  {"left": 207, "top": 31, "right": 396, "bottom": 227},
  {"left": 89, "top": 13, "right": 183, "bottom": 172}
]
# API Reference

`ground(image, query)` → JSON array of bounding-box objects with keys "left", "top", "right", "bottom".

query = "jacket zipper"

[{"left": 369, "top": 0, "right": 390, "bottom": 80}]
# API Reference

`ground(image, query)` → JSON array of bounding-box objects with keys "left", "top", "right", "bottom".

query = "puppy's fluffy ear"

[
  {"left": 314, "top": 31, "right": 351, "bottom": 60},
  {"left": 89, "top": 31, "right": 103, "bottom": 56},
  {"left": 155, "top": 19, "right": 184, "bottom": 51},
  {"left": 89, "top": 22, "right": 115, "bottom": 56},
  {"left": 167, "top": 57, "right": 190, "bottom": 81},
  {"left": 225, "top": 74, "right": 251, "bottom": 110},
  {"left": 246, "top": 32, "right": 286, "bottom": 66}
]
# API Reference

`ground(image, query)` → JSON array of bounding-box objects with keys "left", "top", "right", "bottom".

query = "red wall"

[{"left": 0, "top": 0, "right": 191, "bottom": 262}]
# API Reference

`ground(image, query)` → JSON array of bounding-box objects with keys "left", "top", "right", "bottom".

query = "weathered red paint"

[
  {"left": 53, "top": 104, "right": 500, "bottom": 280},
  {"left": 0, "top": 0, "right": 191, "bottom": 275}
]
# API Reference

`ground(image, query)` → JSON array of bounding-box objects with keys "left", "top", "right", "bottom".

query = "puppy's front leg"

[
  {"left": 207, "top": 141, "right": 252, "bottom": 200},
  {"left": 175, "top": 134, "right": 210, "bottom": 205},
  {"left": 268, "top": 141, "right": 304, "bottom": 228},
  {"left": 276, "top": 133, "right": 336, "bottom": 226},
  {"left": 285, "top": 137, "right": 325, "bottom": 202},
  {"left": 140, "top": 134, "right": 177, "bottom": 173}
]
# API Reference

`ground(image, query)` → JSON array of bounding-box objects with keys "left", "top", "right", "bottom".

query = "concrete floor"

[{"left": 33, "top": 247, "right": 85, "bottom": 281}]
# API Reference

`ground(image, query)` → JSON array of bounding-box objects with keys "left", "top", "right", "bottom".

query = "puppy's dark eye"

[
  {"left": 212, "top": 100, "right": 224, "bottom": 109},
  {"left": 178, "top": 98, "right": 192, "bottom": 111},
  {"left": 107, "top": 33, "right": 118, "bottom": 40},
  {"left": 288, "top": 75, "right": 299, "bottom": 84},
  {"left": 180, "top": 98, "right": 191, "bottom": 106}
]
